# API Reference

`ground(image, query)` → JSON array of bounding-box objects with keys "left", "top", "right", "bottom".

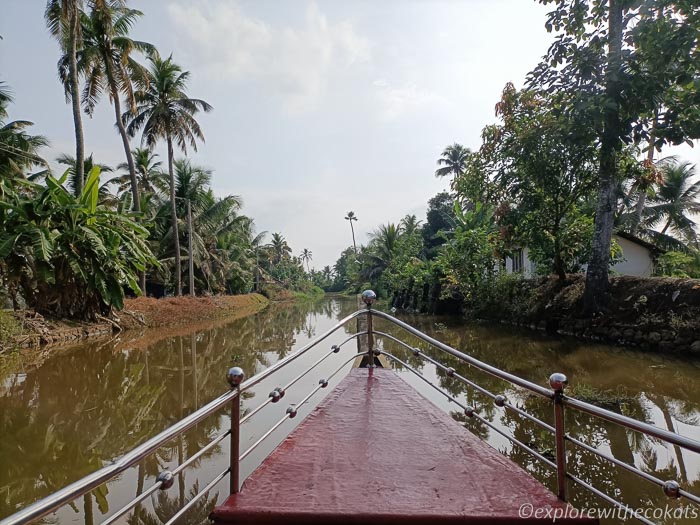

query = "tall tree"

[
  {"left": 530, "top": 0, "right": 700, "bottom": 311},
  {"left": 300, "top": 248, "right": 312, "bottom": 273},
  {"left": 467, "top": 84, "right": 599, "bottom": 280},
  {"left": 435, "top": 143, "right": 470, "bottom": 180},
  {"left": 644, "top": 158, "right": 700, "bottom": 245},
  {"left": 65, "top": 1, "right": 154, "bottom": 213},
  {"left": 344, "top": 211, "right": 358, "bottom": 255},
  {"left": 111, "top": 147, "right": 161, "bottom": 197},
  {"left": 45, "top": 0, "right": 85, "bottom": 193},
  {"left": 422, "top": 191, "right": 456, "bottom": 259},
  {"left": 269, "top": 233, "right": 291, "bottom": 266},
  {"left": 124, "top": 55, "right": 212, "bottom": 295},
  {"left": 363, "top": 223, "right": 402, "bottom": 279},
  {"left": 0, "top": 82, "right": 49, "bottom": 179}
]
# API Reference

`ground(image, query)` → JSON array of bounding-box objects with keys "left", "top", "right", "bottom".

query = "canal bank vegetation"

[
  {"left": 328, "top": 2, "right": 700, "bottom": 353},
  {"left": 0, "top": 3, "right": 322, "bottom": 344}
]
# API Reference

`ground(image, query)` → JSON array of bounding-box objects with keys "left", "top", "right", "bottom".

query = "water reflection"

[
  {"left": 0, "top": 298, "right": 355, "bottom": 524},
  {"left": 375, "top": 312, "right": 700, "bottom": 524},
  {"left": 0, "top": 297, "right": 698, "bottom": 525}
]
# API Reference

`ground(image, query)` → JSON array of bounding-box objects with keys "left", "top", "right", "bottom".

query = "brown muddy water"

[{"left": 1, "top": 296, "right": 698, "bottom": 524}]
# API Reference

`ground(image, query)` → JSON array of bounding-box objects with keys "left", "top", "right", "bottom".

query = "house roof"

[{"left": 614, "top": 231, "right": 665, "bottom": 254}]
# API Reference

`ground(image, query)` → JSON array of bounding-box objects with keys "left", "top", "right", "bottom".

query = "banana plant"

[{"left": 0, "top": 167, "right": 159, "bottom": 319}]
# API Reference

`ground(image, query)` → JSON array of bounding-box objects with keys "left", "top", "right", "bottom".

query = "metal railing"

[
  {"left": 367, "top": 306, "right": 700, "bottom": 525},
  {"left": 2, "top": 290, "right": 699, "bottom": 525},
  {"left": 1, "top": 308, "right": 366, "bottom": 525}
]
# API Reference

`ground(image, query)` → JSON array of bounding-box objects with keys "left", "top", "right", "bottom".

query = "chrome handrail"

[
  {"left": 367, "top": 307, "right": 700, "bottom": 524},
  {"left": 1, "top": 309, "right": 365, "bottom": 525},
  {"left": 3, "top": 296, "right": 699, "bottom": 525},
  {"left": 371, "top": 310, "right": 700, "bottom": 455},
  {"left": 371, "top": 310, "right": 554, "bottom": 398}
]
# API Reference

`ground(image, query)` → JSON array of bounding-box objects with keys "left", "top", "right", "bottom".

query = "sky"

[{"left": 1, "top": 1, "right": 699, "bottom": 270}]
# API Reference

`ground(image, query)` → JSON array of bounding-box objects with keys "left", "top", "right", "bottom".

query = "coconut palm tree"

[
  {"left": 45, "top": 0, "right": 85, "bottom": 192},
  {"left": 643, "top": 158, "right": 700, "bottom": 245},
  {"left": 269, "top": 233, "right": 292, "bottom": 266},
  {"left": 0, "top": 82, "right": 49, "bottom": 179},
  {"left": 344, "top": 211, "right": 358, "bottom": 255},
  {"left": 435, "top": 143, "right": 470, "bottom": 180},
  {"left": 64, "top": 1, "right": 154, "bottom": 212},
  {"left": 300, "top": 248, "right": 312, "bottom": 273},
  {"left": 151, "top": 159, "right": 243, "bottom": 294},
  {"left": 123, "top": 54, "right": 212, "bottom": 295},
  {"left": 362, "top": 222, "right": 402, "bottom": 280},
  {"left": 400, "top": 214, "right": 422, "bottom": 237},
  {"left": 111, "top": 147, "right": 161, "bottom": 197}
]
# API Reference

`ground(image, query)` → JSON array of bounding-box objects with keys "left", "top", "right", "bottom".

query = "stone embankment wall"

[{"left": 481, "top": 275, "right": 700, "bottom": 357}]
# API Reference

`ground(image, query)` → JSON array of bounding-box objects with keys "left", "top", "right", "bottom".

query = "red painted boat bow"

[{"left": 211, "top": 368, "right": 596, "bottom": 524}]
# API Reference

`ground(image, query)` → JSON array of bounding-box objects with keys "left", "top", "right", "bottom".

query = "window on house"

[{"left": 512, "top": 249, "right": 524, "bottom": 273}]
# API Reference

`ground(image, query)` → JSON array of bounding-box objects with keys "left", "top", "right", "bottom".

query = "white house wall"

[
  {"left": 504, "top": 235, "right": 654, "bottom": 278},
  {"left": 611, "top": 236, "right": 654, "bottom": 277}
]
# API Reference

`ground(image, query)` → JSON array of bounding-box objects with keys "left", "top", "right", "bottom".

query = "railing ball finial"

[
  {"left": 156, "top": 471, "right": 174, "bottom": 490},
  {"left": 227, "top": 366, "right": 245, "bottom": 388},
  {"left": 361, "top": 290, "right": 377, "bottom": 307},
  {"left": 663, "top": 480, "right": 681, "bottom": 499},
  {"left": 549, "top": 372, "right": 568, "bottom": 392}
]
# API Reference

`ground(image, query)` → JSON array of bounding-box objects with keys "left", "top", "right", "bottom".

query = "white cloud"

[
  {"left": 372, "top": 79, "right": 448, "bottom": 121},
  {"left": 168, "top": 1, "right": 371, "bottom": 113}
]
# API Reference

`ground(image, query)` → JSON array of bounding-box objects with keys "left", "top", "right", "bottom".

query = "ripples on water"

[{"left": 0, "top": 296, "right": 698, "bottom": 524}]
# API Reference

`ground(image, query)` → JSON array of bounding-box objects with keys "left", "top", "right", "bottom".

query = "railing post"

[
  {"left": 550, "top": 372, "right": 568, "bottom": 501},
  {"left": 227, "top": 367, "right": 245, "bottom": 494},
  {"left": 361, "top": 290, "right": 377, "bottom": 367}
]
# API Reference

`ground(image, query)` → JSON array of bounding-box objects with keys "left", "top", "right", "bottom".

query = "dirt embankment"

[{"left": 1, "top": 294, "right": 269, "bottom": 351}]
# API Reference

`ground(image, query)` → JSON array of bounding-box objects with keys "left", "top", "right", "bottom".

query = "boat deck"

[{"left": 211, "top": 368, "right": 595, "bottom": 524}]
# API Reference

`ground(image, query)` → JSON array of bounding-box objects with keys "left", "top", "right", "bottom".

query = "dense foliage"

[
  {"left": 0, "top": 168, "right": 156, "bottom": 319},
  {"left": 326, "top": 1, "right": 700, "bottom": 314},
  {"left": 0, "top": 1, "right": 320, "bottom": 320}
]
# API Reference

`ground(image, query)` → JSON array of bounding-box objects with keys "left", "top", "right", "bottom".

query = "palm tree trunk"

[
  {"left": 68, "top": 6, "right": 85, "bottom": 194},
  {"left": 660, "top": 218, "right": 672, "bottom": 236},
  {"left": 350, "top": 221, "right": 357, "bottom": 255},
  {"left": 111, "top": 89, "right": 140, "bottom": 212},
  {"left": 109, "top": 81, "right": 147, "bottom": 294},
  {"left": 83, "top": 493, "right": 93, "bottom": 525},
  {"left": 167, "top": 135, "right": 182, "bottom": 295},
  {"left": 583, "top": 0, "right": 623, "bottom": 314}
]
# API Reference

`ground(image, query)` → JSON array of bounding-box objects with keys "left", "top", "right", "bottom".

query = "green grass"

[{"left": 568, "top": 383, "right": 635, "bottom": 411}]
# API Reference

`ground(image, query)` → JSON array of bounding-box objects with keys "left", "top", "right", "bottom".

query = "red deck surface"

[{"left": 211, "top": 368, "right": 595, "bottom": 524}]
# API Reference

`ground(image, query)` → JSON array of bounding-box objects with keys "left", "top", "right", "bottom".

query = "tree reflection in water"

[
  {"left": 375, "top": 311, "right": 700, "bottom": 524},
  {"left": 1, "top": 297, "right": 698, "bottom": 524}
]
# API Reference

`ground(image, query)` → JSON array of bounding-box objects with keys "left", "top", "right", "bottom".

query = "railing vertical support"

[
  {"left": 361, "top": 290, "right": 377, "bottom": 368},
  {"left": 230, "top": 391, "right": 241, "bottom": 493},
  {"left": 366, "top": 309, "right": 374, "bottom": 368},
  {"left": 227, "top": 367, "right": 246, "bottom": 494},
  {"left": 550, "top": 373, "right": 568, "bottom": 501}
]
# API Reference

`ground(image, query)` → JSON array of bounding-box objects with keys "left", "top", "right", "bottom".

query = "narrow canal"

[{"left": 1, "top": 296, "right": 698, "bottom": 524}]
